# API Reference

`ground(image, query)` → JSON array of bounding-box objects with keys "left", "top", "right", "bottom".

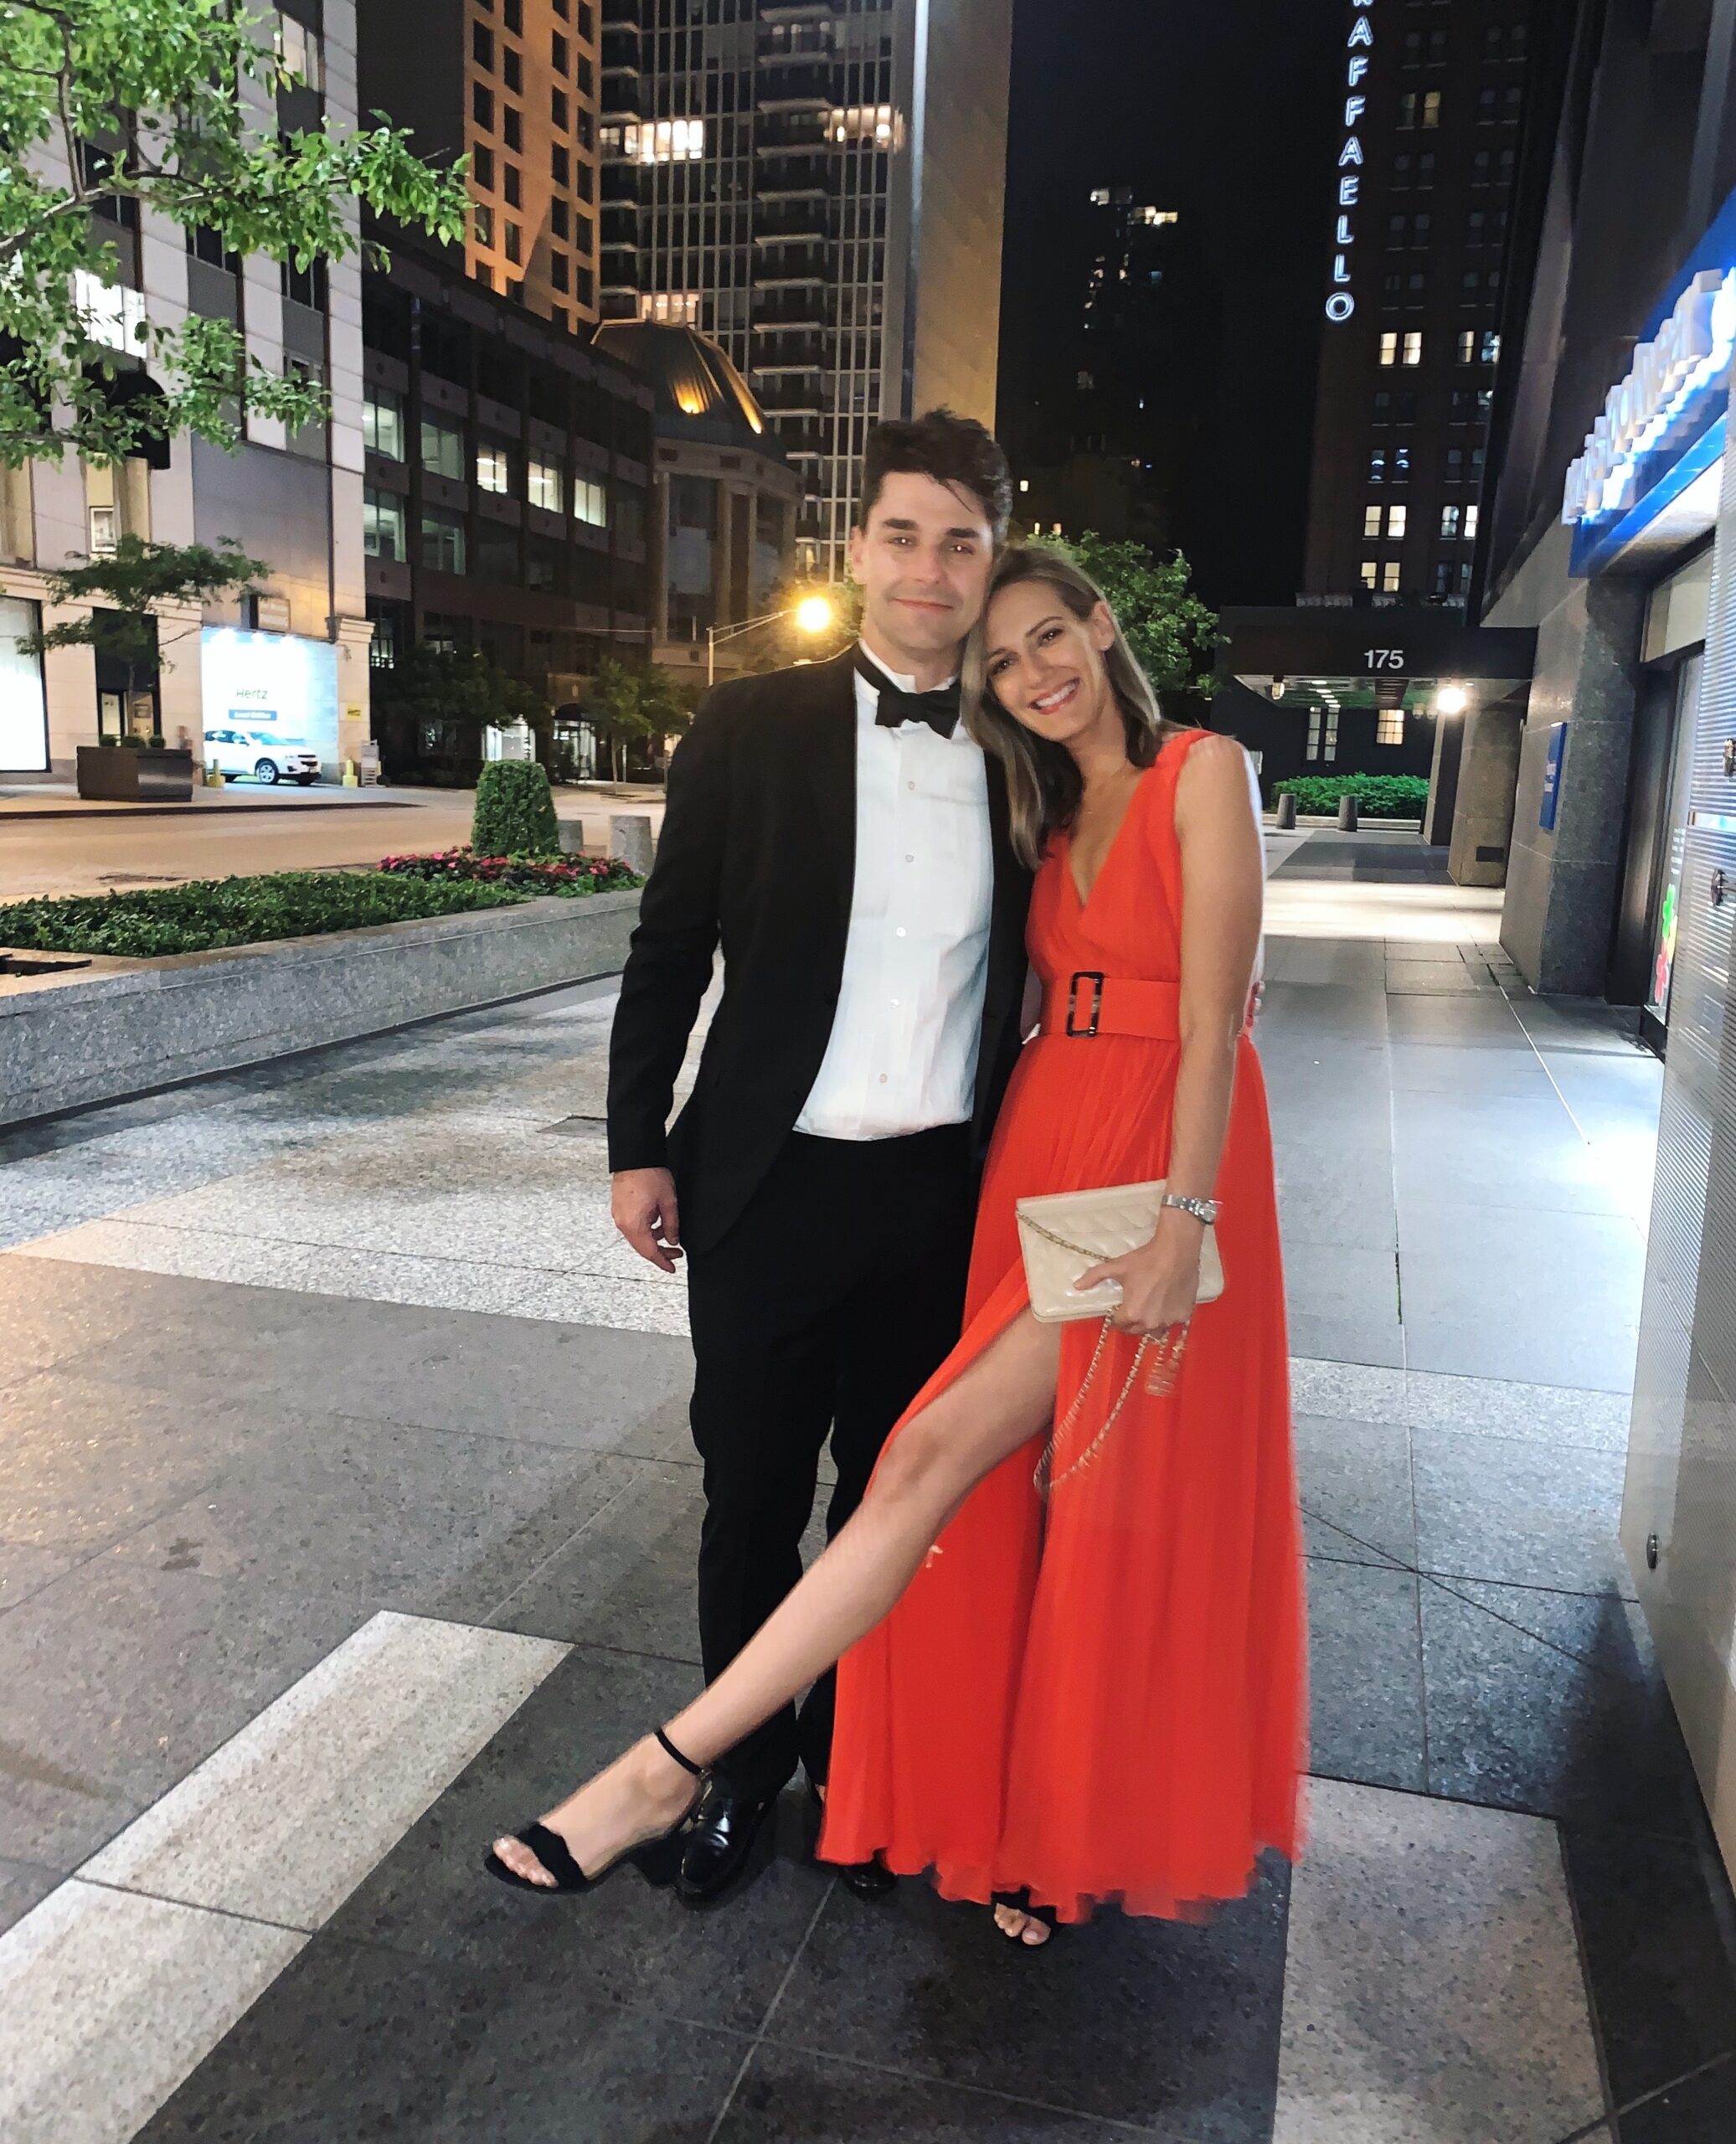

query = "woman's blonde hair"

[{"left": 961, "top": 544, "right": 1187, "bottom": 868}]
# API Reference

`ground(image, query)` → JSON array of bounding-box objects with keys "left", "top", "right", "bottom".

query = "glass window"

[
  {"left": 1382, "top": 560, "right": 1401, "bottom": 593},
  {"left": 276, "top": 11, "right": 323, "bottom": 90},
  {"left": 1360, "top": 560, "right": 1379, "bottom": 590},
  {"left": 472, "top": 82, "right": 493, "bottom": 130},
  {"left": 1481, "top": 329, "right": 1502, "bottom": 363},
  {"left": 362, "top": 387, "right": 404, "bottom": 461},
  {"left": 473, "top": 145, "right": 494, "bottom": 190},
  {"left": 1440, "top": 503, "right": 1461, "bottom": 539},
  {"left": 1465, "top": 502, "right": 1480, "bottom": 539},
  {"left": 363, "top": 486, "right": 405, "bottom": 561},
  {"left": 550, "top": 252, "right": 569, "bottom": 292},
  {"left": 421, "top": 507, "right": 466, "bottom": 573},
  {"left": 476, "top": 442, "right": 513, "bottom": 494},
  {"left": 1364, "top": 504, "right": 1383, "bottom": 539},
  {"left": 551, "top": 198, "right": 569, "bottom": 240},
  {"left": 1388, "top": 504, "right": 1407, "bottom": 539},
  {"left": 505, "top": 163, "right": 522, "bottom": 207},
  {"left": 574, "top": 475, "right": 608, "bottom": 527},
  {"left": 420, "top": 417, "right": 465, "bottom": 479},
  {"left": 553, "top": 88, "right": 569, "bottom": 130},
  {"left": 552, "top": 144, "right": 570, "bottom": 187},
  {"left": 1393, "top": 443, "right": 1411, "bottom": 479},
  {"left": 1402, "top": 330, "right": 1423, "bottom": 365},
  {"left": 1379, "top": 331, "right": 1399, "bottom": 367},
  {"left": 528, "top": 459, "right": 564, "bottom": 513},
  {"left": 472, "top": 23, "right": 492, "bottom": 66},
  {"left": 553, "top": 31, "right": 569, "bottom": 71},
  {"left": 1368, "top": 448, "right": 1386, "bottom": 483},
  {"left": 1376, "top": 707, "right": 1405, "bottom": 745},
  {"left": 505, "top": 220, "right": 522, "bottom": 265},
  {"left": 503, "top": 106, "right": 523, "bottom": 152},
  {"left": 503, "top": 48, "right": 522, "bottom": 93},
  {"left": 1422, "top": 90, "right": 1441, "bottom": 127},
  {"left": 504, "top": 0, "right": 521, "bottom": 26},
  {"left": 473, "top": 202, "right": 493, "bottom": 248}
]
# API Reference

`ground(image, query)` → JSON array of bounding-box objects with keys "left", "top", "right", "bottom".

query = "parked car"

[{"left": 203, "top": 728, "right": 321, "bottom": 786}]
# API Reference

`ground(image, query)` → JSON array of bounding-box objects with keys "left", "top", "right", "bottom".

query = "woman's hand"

[{"left": 1074, "top": 1212, "right": 1205, "bottom": 1337}]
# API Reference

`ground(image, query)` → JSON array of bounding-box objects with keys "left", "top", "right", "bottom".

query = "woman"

[{"left": 489, "top": 548, "right": 1306, "bottom": 1943}]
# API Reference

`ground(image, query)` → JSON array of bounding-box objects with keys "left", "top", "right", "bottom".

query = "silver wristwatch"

[{"left": 1162, "top": 1193, "right": 1221, "bottom": 1226}]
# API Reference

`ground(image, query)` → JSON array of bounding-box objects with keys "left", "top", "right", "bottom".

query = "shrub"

[
  {"left": 1273, "top": 773, "right": 1429, "bottom": 820},
  {"left": 472, "top": 760, "right": 560, "bottom": 858},
  {"left": 0, "top": 872, "right": 527, "bottom": 960},
  {"left": 379, "top": 848, "right": 642, "bottom": 894}
]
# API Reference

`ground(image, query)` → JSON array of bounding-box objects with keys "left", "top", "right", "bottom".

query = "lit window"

[
  {"left": 622, "top": 118, "right": 704, "bottom": 163},
  {"left": 1466, "top": 502, "right": 1480, "bottom": 539},
  {"left": 1376, "top": 708, "right": 1404, "bottom": 745},
  {"left": 1403, "top": 331, "right": 1423, "bottom": 365},
  {"left": 1458, "top": 329, "right": 1475, "bottom": 363},
  {"left": 638, "top": 291, "right": 701, "bottom": 325},
  {"left": 476, "top": 443, "right": 512, "bottom": 494},
  {"left": 827, "top": 104, "right": 899, "bottom": 147},
  {"left": 1364, "top": 504, "right": 1383, "bottom": 539},
  {"left": 1388, "top": 503, "right": 1407, "bottom": 539},
  {"left": 276, "top": 11, "right": 323, "bottom": 91},
  {"left": 1360, "top": 560, "right": 1380, "bottom": 590},
  {"left": 1368, "top": 448, "right": 1386, "bottom": 483},
  {"left": 1135, "top": 206, "right": 1179, "bottom": 225},
  {"left": 1382, "top": 561, "right": 1401, "bottom": 593},
  {"left": 1422, "top": 90, "right": 1442, "bottom": 127},
  {"left": 420, "top": 417, "right": 465, "bottom": 480},
  {"left": 362, "top": 388, "right": 404, "bottom": 461},
  {"left": 574, "top": 476, "right": 608, "bottom": 527},
  {"left": 363, "top": 486, "right": 405, "bottom": 561},
  {"left": 528, "top": 459, "right": 564, "bottom": 513},
  {"left": 1440, "top": 503, "right": 1461, "bottom": 539},
  {"left": 1481, "top": 329, "right": 1502, "bottom": 363},
  {"left": 1379, "top": 332, "right": 1399, "bottom": 367},
  {"left": 1393, "top": 443, "right": 1411, "bottom": 480}
]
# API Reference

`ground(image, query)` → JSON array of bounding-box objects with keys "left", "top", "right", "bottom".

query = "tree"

[
  {"left": 1041, "top": 532, "right": 1219, "bottom": 698},
  {"left": 373, "top": 645, "right": 544, "bottom": 736},
  {"left": 24, "top": 533, "right": 267, "bottom": 724},
  {"left": 583, "top": 657, "right": 702, "bottom": 780},
  {"left": 0, "top": 0, "right": 467, "bottom": 466}
]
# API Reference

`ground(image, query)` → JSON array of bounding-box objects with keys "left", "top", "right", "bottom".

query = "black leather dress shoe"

[
  {"left": 807, "top": 1782, "right": 896, "bottom": 1899},
  {"left": 677, "top": 1779, "right": 775, "bottom": 1904}
]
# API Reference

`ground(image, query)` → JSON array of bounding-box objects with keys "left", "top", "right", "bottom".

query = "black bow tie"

[{"left": 856, "top": 648, "right": 961, "bottom": 740}]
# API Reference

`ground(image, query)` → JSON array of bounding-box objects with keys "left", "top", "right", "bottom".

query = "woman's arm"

[{"left": 1078, "top": 734, "right": 1265, "bottom": 1336}]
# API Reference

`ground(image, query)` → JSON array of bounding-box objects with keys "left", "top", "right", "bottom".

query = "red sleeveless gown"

[{"left": 818, "top": 730, "right": 1307, "bottom": 1923}]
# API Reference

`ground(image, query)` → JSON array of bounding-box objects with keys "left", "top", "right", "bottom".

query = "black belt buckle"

[{"left": 1066, "top": 970, "right": 1105, "bottom": 1038}]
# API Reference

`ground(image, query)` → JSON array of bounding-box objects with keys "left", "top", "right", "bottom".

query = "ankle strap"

[{"left": 655, "top": 1726, "right": 703, "bottom": 1777}]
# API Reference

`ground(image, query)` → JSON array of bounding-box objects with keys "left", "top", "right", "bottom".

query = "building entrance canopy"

[{"left": 1218, "top": 606, "right": 1537, "bottom": 714}]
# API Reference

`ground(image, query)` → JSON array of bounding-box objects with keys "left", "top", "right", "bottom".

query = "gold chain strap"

[
  {"left": 1033, "top": 1317, "right": 1150, "bottom": 1496},
  {"left": 1020, "top": 1214, "right": 1115, "bottom": 1264}
]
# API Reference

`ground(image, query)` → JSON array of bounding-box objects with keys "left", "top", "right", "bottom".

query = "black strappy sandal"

[
  {"left": 484, "top": 1728, "right": 705, "bottom": 1895},
  {"left": 992, "top": 1889, "right": 1059, "bottom": 1947}
]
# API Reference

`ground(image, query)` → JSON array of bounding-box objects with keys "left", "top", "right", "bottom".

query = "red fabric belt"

[{"left": 1039, "top": 972, "right": 1182, "bottom": 1041}]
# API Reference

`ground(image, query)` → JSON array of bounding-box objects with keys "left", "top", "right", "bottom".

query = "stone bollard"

[
  {"left": 1337, "top": 793, "right": 1359, "bottom": 832},
  {"left": 610, "top": 814, "right": 655, "bottom": 875},
  {"left": 557, "top": 820, "right": 586, "bottom": 857},
  {"left": 1274, "top": 792, "right": 1297, "bottom": 832}
]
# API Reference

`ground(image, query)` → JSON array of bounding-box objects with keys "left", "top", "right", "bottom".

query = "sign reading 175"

[{"left": 1363, "top": 648, "right": 1406, "bottom": 670}]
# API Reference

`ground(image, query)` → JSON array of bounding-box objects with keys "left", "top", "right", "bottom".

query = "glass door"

[{"left": 1642, "top": 651, "right": 1703, "bottom": 1047}]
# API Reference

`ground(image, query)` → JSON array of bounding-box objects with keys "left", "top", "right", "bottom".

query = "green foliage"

[
  {"left": 0, "top": 0, "right": 468, "bottom": 466},
  {"left": 1037, "top": 533, "right": 1218, "bottom": 698},
  {"left": 23, "top": 533, "right": 268, "bottom": 693},
  {"left": 472, "top": 760, "right": 561, "bottom": 858},
  {"left": 0, "top": 871, "right": 524, "bottom": 958},
  {"left": 1275, "top": 773, "right": 1430, "bottom": 819},
  {"left": 374, "top": 644, "right": 548, "bottom": 733},
  {"left": 583, "top": 657, "right": 700, "bottom": 776}
]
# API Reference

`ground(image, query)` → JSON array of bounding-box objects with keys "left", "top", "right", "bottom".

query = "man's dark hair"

[{"left": 858, "top": 408, "right": 1012, "bottom": 544}]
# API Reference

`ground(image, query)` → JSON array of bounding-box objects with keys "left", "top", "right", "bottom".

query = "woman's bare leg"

[{"left": 492, "top": 1310, "right": 1060, "bottom": 1886}]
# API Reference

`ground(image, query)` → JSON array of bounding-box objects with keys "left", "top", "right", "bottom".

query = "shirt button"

[
  {"left": 878, "top": 1074, "right": 888, "bottom": 1084},
  {"left": 895, "top": 927, "right": 907, "bottom": 938},
  {"left": 907, "top": 781, "right": 915, "bottom": 791},
  {"left": 905, "top": 853, "right": 914, "bottom": 863},
  {"left": 890, "top": 997, "right": 899, "bottom": 1007}
]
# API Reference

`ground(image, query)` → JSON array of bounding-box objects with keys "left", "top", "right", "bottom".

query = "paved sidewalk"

[{"left": 0, "top": 862, "right": 1731, "bottom": 2142}]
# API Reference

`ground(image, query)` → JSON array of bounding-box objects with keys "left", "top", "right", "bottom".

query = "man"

[{"left": 607, "top": 409, "right": 1032, "bottom": 1904}]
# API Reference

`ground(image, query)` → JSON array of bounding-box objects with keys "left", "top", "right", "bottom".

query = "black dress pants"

[{"left": 684, "top": 1124, "right": 976, "bottom": 1802}]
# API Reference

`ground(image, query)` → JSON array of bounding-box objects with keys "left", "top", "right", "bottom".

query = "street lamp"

[
  {"left": 706, "top": 594, "right": 835, "bottom": 687},
  {"left": 1435, "top": 683, "right": 1470, "bottom": 716}
]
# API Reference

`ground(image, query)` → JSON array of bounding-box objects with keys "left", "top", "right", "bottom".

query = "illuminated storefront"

[
  {"left": 198, "top": 627, "right": 340, "bottom": 779},
  {"left": 0, "top": 595, "right": 49, "bottom": 774}
]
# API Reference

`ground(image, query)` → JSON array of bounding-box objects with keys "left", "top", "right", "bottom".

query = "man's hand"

[{"left": 611, "top": 1167, "right": 683, "bottom": 1273}]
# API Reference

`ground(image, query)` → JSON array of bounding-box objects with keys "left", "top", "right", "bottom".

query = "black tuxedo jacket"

[{"left": 606, "top": 647, "right": 1034, "bottom": 1257}]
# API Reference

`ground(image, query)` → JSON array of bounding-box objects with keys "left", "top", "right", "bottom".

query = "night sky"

[{"left": 997, "top": 0, "right": 1339, "bottom": 607}]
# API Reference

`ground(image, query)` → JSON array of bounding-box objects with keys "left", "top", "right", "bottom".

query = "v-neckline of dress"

[{"left": 1064, "top": 768, "right": 1151, "bottom": 913}]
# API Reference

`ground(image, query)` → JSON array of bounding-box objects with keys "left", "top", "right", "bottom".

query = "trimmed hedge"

[
  {"left": 472, "top": 760, "right": 560, "bottom": 858},
  {"left": 1274, "top": 773, "right": 1429, "bottom": 820},
  {"left": 379, "top": 848, "right": 641, "bottom": 894},
  {"left": 0, "top": 872, "right": 527, "bottom": 960}
]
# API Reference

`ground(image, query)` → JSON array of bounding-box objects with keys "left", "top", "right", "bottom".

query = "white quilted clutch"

[{"left": 1016, "top": 1179, "right": 1224, "bottom": 1323}]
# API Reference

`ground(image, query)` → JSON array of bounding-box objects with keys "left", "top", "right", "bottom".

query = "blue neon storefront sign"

[{"left": 1563, "top": 191, "right": 1736, "bottom": 575}]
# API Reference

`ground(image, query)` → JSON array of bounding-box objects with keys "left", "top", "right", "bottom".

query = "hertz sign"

[{"left": 1326, "top": 5, "right": 1375, "bottom": 322}]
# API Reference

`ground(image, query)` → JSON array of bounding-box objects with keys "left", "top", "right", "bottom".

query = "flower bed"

[
  {"left": 379, "top": 848, "right": 643, "bottom": 894},
  {"left": 0, "top": 872, "right": 528, "bottom": 960}
]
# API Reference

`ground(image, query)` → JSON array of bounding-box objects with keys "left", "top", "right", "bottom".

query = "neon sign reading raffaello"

[{"left": 1325, "top": 8, "right": 1374, "bottom": 323}]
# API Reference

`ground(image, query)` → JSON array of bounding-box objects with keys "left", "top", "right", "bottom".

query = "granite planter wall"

[{"left": 0, "top": 889, "right": 640, "bottom": 1130}]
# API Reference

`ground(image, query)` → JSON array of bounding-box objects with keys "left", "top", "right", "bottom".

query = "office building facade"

[
  {"left": 360, "top": 250, "right": 655, "bottom": 781},
  {"left": 1300, "top": 0, "right": 1537, "bottom": 609},
  {"left": 1466, "top": 0, "right": 1736, "bottom": 1890},
  {"left": 596, "top": 0, "right": 1012, "bottom": 579},
  {"left": 357, "top": 0, "right": 603, "bottom": 334},
  {"left": 0, "top": 0, "right": 374, "bottom": 785}
]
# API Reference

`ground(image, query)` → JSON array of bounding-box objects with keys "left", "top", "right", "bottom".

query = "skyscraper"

[
  {"left": 1300, "top": 0, "right": 1536, "bottom": 607},
  {"left": 357, "top": 0, "right": 603, "bottom": 335},
  {"left": 598, "top": 0, "right": 1012, "bottom": 578}
]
